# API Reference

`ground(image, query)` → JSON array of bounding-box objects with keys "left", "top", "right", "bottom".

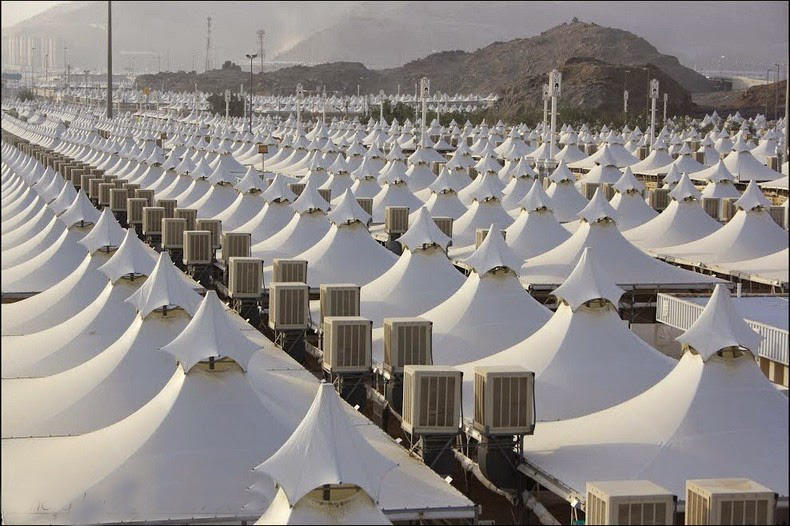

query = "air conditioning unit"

[
  {"left": 88, "top": 177, "right": 104, "bottom": 199},
  {"left": 109, "top": 188, "right": 128, "bottom": 212},
  {"left": 356, "top": 197, "right": 373, "bottom": 216},
  {"left": 135, "top": 188, "right": 155, "bottom": 206},
  {"left": 102, "top": 174, "right": 117, "bottom": 182},
  {"left": 603, "top": 183, "right": 616, "bottom": 201},
  {"left": 581, "top": 182, "right": 599, "bottom": 200},
  {"left": 383, "top": 317, "right": 433, "bottom": 374},
  {"left": 268, "top": 282, "right": 309, "bottom": 330},
  {"left": 720, "top": 198, "right": 737, "bottom": 222},
  {"left": 694, "top": 151, "right": 706, "bottom": 164},
  {"left": 322, "top": 316, "right": 372, "bottom": 374},
  {"left": 586, "top": 480, "right": 675, "bottom": 526},
  {"left": 767, "top": 156, "right": 778, "bottom": 171},
  {"left": 288, "top": 182, "right": 306, "bottom": 196},
  {"left": 196, "top": 218, "right": 222, "bottom": 249},
  {"left": 126, "top": 198, "right": 148, "bottom": 224},
  {"left": 473, "top": 366, "right": 535, "bottom": 436},
  {"left": 685, "top": 479, "right": 776, "bottom": 525},
  {"left": 80, "top": 172, "right": 94, "bottom": 191},
  {"left": 317, "top": 188, "right": 332, "bottom": 203},
  {"left": 157, "top": 198, "right": 177, "bottom": 218},
  {"left": 401, "top": 365, "right": 462, "bottom": 435},
  {"left": 433, "top": 216, "right": 454, "bottom": 240},
  {"left": 142, "top": 206, "right": 166, "bottom": 235},
  {"left": 272, "top": 258, "right": 308, "bottom": 283},
  {"left": 319, "top": 283, "right": 360, "bottom": 326},
  {"left": 124, "top": 182, "right": 140, "bottom": 194},
  {"left": 228, "top": 256, "right": 263, "bottom": 299},
  {"left": 175, "top": 207, "right": 197, "bottom": 230},
  {"left": 385, "top": 206, "right": 409, "bottom": 235},
  {"left": 650, "top": 188, "right": 671, "bottom": 211},
  {"left": 221, "top": 232, "right": 251, "bottom": 265},
  {"left": 768, "top": 205, "right": 785, "bottom": 229},
  {"left": 701, "top": 197, "right": 720, "bottom": 219},
  {"left": 183, "top": 230, "right": 212, "bottom": 265},
  {"left": 98, "top": 182, "right": 115, "bottom": 206},
  {"left": 162, "top": 218, "right": 187, "bottom": 249},
  {"left": 475, "top": 227, "right": 507, "bottom": 249},
  {"left": 586, "top": 143, "right": 599, "bottom": 156}
]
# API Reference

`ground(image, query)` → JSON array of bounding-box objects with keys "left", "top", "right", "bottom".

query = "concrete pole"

[
  {"left": 784, "top": 77, "right": 789, "bottom": 164},
  {"left": 107, "top": 0, "right": 112, "bottom": 118},
  {"left": 650, "top": 96, "right": 657, "bottom": 147},
  {"left": 550, "top": 92, "right": 557, "bottom": 160},
  {"left": 421, "top": 78, "right": 427, "bottom": 147}
]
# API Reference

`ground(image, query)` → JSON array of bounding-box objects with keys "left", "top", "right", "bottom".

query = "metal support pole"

[
  {"left": 420, "top": 77, "right": 428, "bottom": 147},
  {"left": 107, "top": 0, "right": 113, "bottom": 118},
  {"left": 549, "top": 69, "right": 560, "bottom": 162},
  {"left": 663, "top": 92, "right": 668, "bottom": 125}
]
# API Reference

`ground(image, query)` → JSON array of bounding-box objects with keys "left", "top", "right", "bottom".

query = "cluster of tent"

[{"left": 2, "top": 94, "right": 788, "bottom": 521}]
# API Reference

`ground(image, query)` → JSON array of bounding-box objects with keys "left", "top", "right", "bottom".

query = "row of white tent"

[{"left": 2, "top": 99, "right": 787, "bottom": 518}]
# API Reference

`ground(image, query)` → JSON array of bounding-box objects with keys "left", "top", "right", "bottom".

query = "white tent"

[
  {"left": 656, "top": 182, "right": 788, "bottom": 265},
  {"left": 545, "top": 161, "right": 588, "bottom": 223},
  {"left": 458, "top": 248, "right": 673, "bottom": 421},
  {"left": 521, "top": 286, "right": 789, "bottom": 499},
  {"left": 1, "top": 252, "right": 201, "bottom": 438},
  {"left": 521, "top": 189, "right": 721, "bottom": 288},
  {"left": 697, "top": 160, "right": 742, "bottom": 199},
  {"left": 608, "top": 167, "right": 657, "bottom": 230},
  {"left": 714, "top": 247, "right": 789, "bottom": 288},
  {"left": 266, "top": 190, "right": 396, "bottom": 287},
  {"left": 504, "top": 182, "right": 571, "bottom": 260},
  {"left": 2, "top": 229, "right": 159, "bottom": 378},
  {"left": 233, "top": 174, "right": 297, "bottom": 244},
  {"left": 376, "top": 225, "right": 550, "bottom": 365},
  {"left": 722, "top": 137, "right": 783, "bottom": 182},
  {"left": 623, "top": 174, "right": 722, "bottom": 250},
  {"left": 360, "top": 208, "right": 462, "bottom": 327}
]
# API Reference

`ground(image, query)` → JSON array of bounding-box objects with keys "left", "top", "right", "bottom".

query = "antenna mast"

[
  {"left": 256, "top": 29, "right": 265, "bottom": 73},
  {"left": 205, "top": 16, "right": 212, "bottom": 72}
]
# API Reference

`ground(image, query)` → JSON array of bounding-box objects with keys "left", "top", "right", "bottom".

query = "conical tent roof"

[
  {"left": 520, "top": 287, "right": 788, "bottom": 498},
  {"left": 60, "top": 189, "right": 100, "bottom": 227},
  {"left": 78, "top": 208, "right": 126, "bottom": 254},
  {"left": 677, "top": 285, "right": 762, "bottom": 361},
  {"left": 256, "top": 486, "right": 391, "bottom": 525},
  {"left": 550, "top": 247, "right": 623, "bottom": 311},
  {"left": 255, "top": 383, "right": 397, "bottom": 506},
  {"left": 462, "top": 223, "right": 523, "bottom": 275},
  {"left": 398, "top": 207, "right": 451, "bottom": 251},
  {"left": 161, "top": 291, "right": 259, "bottom": 372},
  {"left": 97, "top": 228, "right": 158, "bottom": 282},
  {"left": 126, "top": 252, "right": 202, "bottom": 318}
]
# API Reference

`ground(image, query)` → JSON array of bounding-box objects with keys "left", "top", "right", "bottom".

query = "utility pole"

[
  {"left": 379, "top": 89, "right": 385, "bottom": 123},
  {"left": 31, "top": 45, "right": 35, "bottom": 89},
  {"left": 245, "top": 53, "right": 257, "bottom": 132},
  {"left": 766, "top": 69, "right": 771, "bottom": 117},
  {"left": 205, "top": 16, "right": 212, "bottom": 72},
  {"left": 663, "top": 92, "right": 668, "bottom": 125},
  {"left": 420, "top": 77, "right": 429, "bottom": 147},
  {"left": 542, "top": 84, "right": 549, "bottom": 133},
  {"left": 107, "top": 0, "right": 113, "bottom": 118},
  {"left": 774, "top": 63, "right": 781, "bottom": 121},
  {"left": 649, "top": 79, "right": 659, "bottom": 147},
  {"left": 257, "top": 29, "right": 265, "bottom": 74},
  {"left": 549, "top": 69, "right": 561, "bottom": 164},
  {"left": 63, "top": 44, "right": 68, "bottom": 89},
  {"left": 624, "top": 90, "right": 629, "bottom": 116},
  {"left": 224, "top": 88, "right": 230, "bottom": 118}
]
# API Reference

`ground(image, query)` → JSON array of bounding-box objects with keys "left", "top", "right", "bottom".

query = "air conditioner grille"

[
  {"left": 175, "top": 208, "right": 197, "bottom": 230},
  {"left": 183, "top": 230, "right": 212, "bottom": 265},
  {"left": 269, "top": 283, "right": 309, "bottom": 330},
  {"left": 319, "top": 285, "right": 360, "bottom": 324},
  {"left": 385, "top": 206, "right": 409, "bottom": 234},
  {"left": 356, "top": 198, "right": 373, "bottom": 216},
  {"left": 433, "top": 217, "right": 453, "bottom": 239},
  {"left": 273, "top": 259, "right": 308, "bottom": 283},
  {"left": 157, "top": 199, "right": 177, "bottom": 218},
  {"left": 323, "top": 317, "right": 371, "bottom": 372},
  {"left": 383, "top": 319, "right": 432, "bottom": 373},
  {"left": 228, "top": 257, "right": 262, "bottom": 298},
  {"left": 222, "top": 232, "right": 251, "bottom": 264},
  {"left": 142, "top": 206, "right": 165, "bottom": 235},
  {"left": 162, "top": 218, "right": 187, "bottom": 248},
  {"left": 110, "top": 188, "right": 128, "bottom": 211},
  {"left": 197, "top": 219, "right": 222, "bottom": 249},
  {"left": 419, "top": 374, "right": 456, "bottom": 428}
]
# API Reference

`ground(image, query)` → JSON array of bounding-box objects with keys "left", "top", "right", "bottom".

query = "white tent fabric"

[
  {"left": 623, "top": 174, "right": 722, "bottom": 250},
  {"left": 608, "top": 168, "right": 657, "bottom": 230},
  {"left": 545, "top": 161, "right": 588, "bottom": 223},
  {"left": 458, "top": 248, "right": 673, "bottom": 420},
  {"left": 655, "top": 184, "right": 788, "bottom": 265},
  {"left": 504, "top": 183, "right": 571, "bottom": 260},
  {"left": 360, "top": 209, "right": 463, "bottom": 327},
  {"left": 521, "top": 191, "right": 721, "bottom": 287},
  {"left": 255, "top": 383, "right": 397, "bottom": 506},
  {"left": 257, "top": 487, "right": 391, "bottom": 525},
  {"left": 375, "top": 228, "right": 550, "bottom": 365},
  {"left": 521, "top": 286, "right": 788, "bottom": 498}
]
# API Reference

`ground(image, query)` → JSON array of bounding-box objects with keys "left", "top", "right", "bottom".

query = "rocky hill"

[{"left": 693, "top": 81, "right": 787, "bottom": 118}]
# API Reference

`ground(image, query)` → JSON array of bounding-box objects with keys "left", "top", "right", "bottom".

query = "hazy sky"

[{"left": 1, "top": 1, "right": 69, "bottom": 28}]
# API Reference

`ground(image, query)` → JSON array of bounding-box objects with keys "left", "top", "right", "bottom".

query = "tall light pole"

[
  {"left": 107, "top": 0, "right": 113, "bottom": 118},
  {"left": 420, "top": 77, "right": 429, "bottom": 147},
  {"left": 549, "top": 69, "right": 561, "bottom": 165},
  {"left": 245, "top": 53, "right": 257, "bottom": 132},
  {"left": 649, "top": 79, "right": 659, "bottom": 147},
  {"left": 31, "top": 44, "right": 35, "bottom": 89},
  {"left": 84, "top": 69, "right": 89, "bottom": 106},
  {"left": 663, "top": 92, "right": 668, "bottom": 125},
  {"left": 774, "top": 63, "right": 781, "bottom": 121}
]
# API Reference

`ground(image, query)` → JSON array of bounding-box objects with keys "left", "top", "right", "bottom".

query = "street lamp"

[{"left": 245, "top": 53, "right": 257, "bottom": 132}]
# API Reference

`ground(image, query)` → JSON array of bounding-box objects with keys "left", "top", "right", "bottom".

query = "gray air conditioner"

[
  {"left": 196, "top": 219, "right": 222, "bottom": 250},
  {"left": 473, "top": 366, "right": 535, "bottom": 436},
  {"left": 433, "top": 216, "right": 454, "bottom": 240},
  {"left": 183, "top": 230, "right": 212, "bottom": 265},
  {"left": 228, "top": 257, "right": 263, "bottom": 299},
  {"left": 162, "top": 218, "right": 187, "bottom": 249},
  {"left": 272, "top": 258, "right": 308, "bottom": 284},
  {"left": 319, "top": 284, "right": 360, "bottom": 326},
  {"left": 401, "top": 365, "right": 461, "bottom": 435},
  {"left": 98, "top": 182, "right": 115, "bottom": 206},
  {"left": 135, "top": 188, "right": 155, "bottom": 206},
  {"left": 322, "top": 316, "right": 372, "bottom": 374},
  {"left": 385, "top": 206, "right": 410, "bottom": 235},
  {"left": 142, "top": 206, "right": 165, "bottom": 235},
  {"left": 475, "top": 227, "right": 507, "bottom": 249},
  {"left": 383, "top": 317, "right": 433, "bottom": 374},
  {"left": 221, "top": 232, "right": 251, "bottom": 265},
  {"left": 126, "top": 198, "right": 148, "bottom": 225},
  {"left": 685, "top": 479, "right": 776, "bottom": 526},
  {"left": 268, "top": 282, "right": 309, "bottom": 330},
  {"left": 109, "top": 188, "right": 128, "bottom": 212},
  {"left": 156, "top": 198, "right": 177, "bottom": 218},
  {"left": 586, "top": 480, "right": 676, "bottom": 525},
  {"left": 356, "top": 197, "right": 373, "bottom": 216},
  {"left": 174, "top": 208, "right": 198, "bottom": 230}
]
